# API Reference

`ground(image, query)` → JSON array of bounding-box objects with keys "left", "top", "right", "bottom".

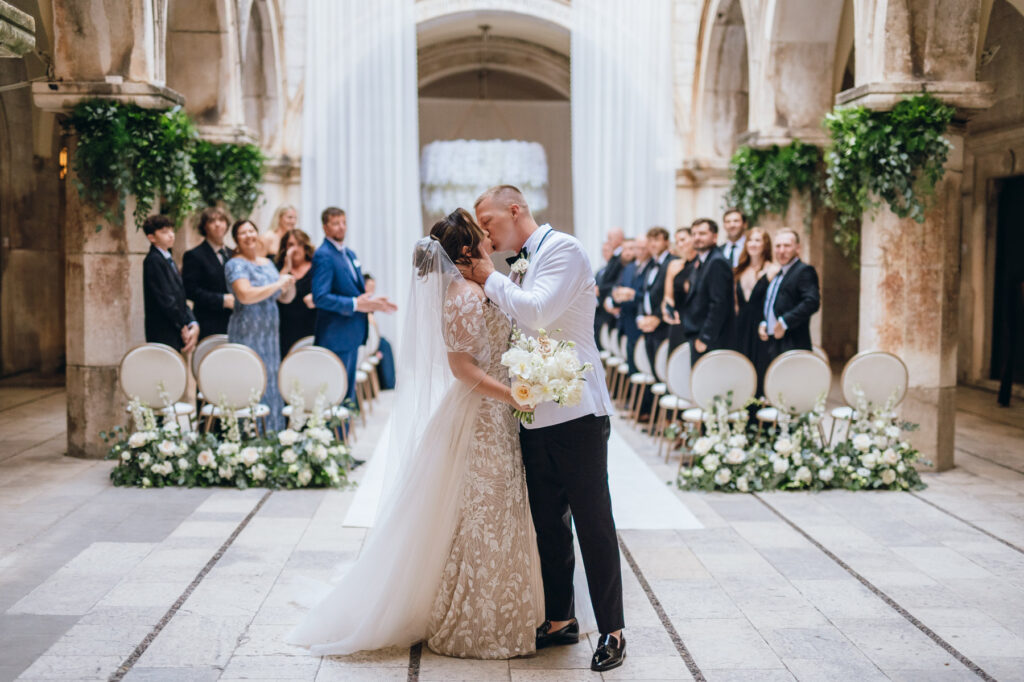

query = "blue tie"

[{"left": 764, "top": 270, "right": 784, "bottom": 330}]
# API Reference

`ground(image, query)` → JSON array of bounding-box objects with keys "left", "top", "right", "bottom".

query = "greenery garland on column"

[
  {"left": 66, "top": 100, "right": 267, "bottom": 230},
  {"left": 723, "top": 140, "right": 824, "bottom": 227},
  {"left": 823, "top": 94, "right": 956, "bottom": 258}
]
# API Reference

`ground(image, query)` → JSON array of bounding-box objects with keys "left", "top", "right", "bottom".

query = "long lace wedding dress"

[{"left": 285, "top": 238, "right": 543, "bottom": 659}]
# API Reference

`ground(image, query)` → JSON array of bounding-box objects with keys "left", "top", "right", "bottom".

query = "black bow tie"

[{"left": 505, "top": 247, "right": 528, "bottom": 267}]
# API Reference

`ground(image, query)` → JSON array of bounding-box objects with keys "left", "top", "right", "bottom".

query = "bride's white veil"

[{"left": 286, "top": 237, "right": 490, "bottom": 655}]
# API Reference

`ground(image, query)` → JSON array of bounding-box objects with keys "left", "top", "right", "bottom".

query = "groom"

[{"left": 463, "top": 186, "right": 626, "bottom": 672}]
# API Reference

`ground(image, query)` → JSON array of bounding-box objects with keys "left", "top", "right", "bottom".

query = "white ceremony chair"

[
  {"left": 813, "top": 344, "right": 830, "bottom": 370},
  {"left": 119, "top": 343, "right": 195, "bottom": 429},
  {"left": 599, "top": 323, "right": 613, "bottom": 362},
  {"left": 604, "top": 327, "right": 623, "bottom": 391},
  {"left": 615, "top": 333, "right": 632, "bottom": 406},
  {"left": 192, "top": 333, "right": 228, "bottom": 412},
  {"left": 626, "top": 340, "right": 657, "bottom": 425},
  {"left": 680, "top": 351, "right": 757, "bottom": 468},
  {"left": 196, "top": 343, "right": 271, "bottom": 433},
  {"left": 655, "top": 343, "right": 694, "bottom": 460},
  {"left": 358, "top": 322, "right": 382, "bottom": 403},
  {"left": 287, "top": 335, "right": 315, "bottom": 355},
  {"left": 756, "top": 350, "right": 831, "bottom": 435},
  {"left": 279, "top": 346, "right": 354, "bottom": 445},
  {"left": 648, "top": 339, "right": 671, "bottom": 432},
  {"left": 829, "top": 350, "right": 909, "bottom": 444}
]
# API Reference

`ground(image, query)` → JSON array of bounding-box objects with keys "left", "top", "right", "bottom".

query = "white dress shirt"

[
  {"left": 722, "top": 235, "right": 746, "bottom": 267},
  {"left": 763, "top": 258, "right": 799, "bottom": 331},
  {"left": 484, "top": 225, "right": 614, "bottom": 429}
]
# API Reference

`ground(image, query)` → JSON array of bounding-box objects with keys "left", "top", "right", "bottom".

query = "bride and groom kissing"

[{"left": 286, "top": 185, "right": 627, "bottom": 672}]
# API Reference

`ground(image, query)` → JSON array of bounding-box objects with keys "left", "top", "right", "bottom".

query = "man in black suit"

[
  {"left": 611, "top": 237, "right": 648, "bottom": 374},
  {"left": 143, "top": 215, "right": 198, "bottom": 353},
  {"left": 594, "top": 227, "right": 625, "bottom": 346},
  {"left": 759, "top": 228, "right": 820, "bottom": 360},
  {"left": 636, "top": 227, "right": 677, "bottom": 368},
  {"left": 682, "top": 218, "right": 733, "bottom": 366},
  {"left": 182, "top": 207, "right": 234, "bottom": 340}
]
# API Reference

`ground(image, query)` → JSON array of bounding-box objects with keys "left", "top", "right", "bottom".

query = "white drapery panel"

[
  {"left": 571, "top": 0, "right": 675, "bottom": 268},
  {"left": 302, "top": 0, "right": 420, "bottom": 341}
]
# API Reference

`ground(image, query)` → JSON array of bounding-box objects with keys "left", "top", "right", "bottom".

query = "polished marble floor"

[{"left": 1, "top": 384, "right": 1023, "bottom": 681}]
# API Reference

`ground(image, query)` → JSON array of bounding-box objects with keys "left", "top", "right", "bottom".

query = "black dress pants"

[{"left": 520, "top": 414, "right": 625, "bottom": 634}]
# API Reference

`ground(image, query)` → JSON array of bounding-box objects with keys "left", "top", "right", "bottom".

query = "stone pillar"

[
  {"left": 0, "top": 1, "right": 34, "bottom": 57},
  {"left": 857, "top": 128, "right": 965, "bottom": 471}
]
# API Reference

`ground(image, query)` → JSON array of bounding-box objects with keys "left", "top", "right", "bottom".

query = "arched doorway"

[{"left": 416, "top": 9, "right": 572, "bottom": 234}]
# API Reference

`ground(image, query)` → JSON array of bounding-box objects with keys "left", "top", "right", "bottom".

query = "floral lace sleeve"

[{"left": 443, "top": 281, "right": 487, "bottom": 360}]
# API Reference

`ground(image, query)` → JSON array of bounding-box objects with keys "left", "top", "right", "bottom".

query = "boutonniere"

[
  {"left": 352, "top": 258, "right": 361, "bottom": 269},
  {"left": 510, "top": 257, "right": 529, "bottom": 277}
]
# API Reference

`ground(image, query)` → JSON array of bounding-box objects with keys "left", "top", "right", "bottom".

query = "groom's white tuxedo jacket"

[{"left": 485, "top": 225, "right": 614, "bottom": 429}]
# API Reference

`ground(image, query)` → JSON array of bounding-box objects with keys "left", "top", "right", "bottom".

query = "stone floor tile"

[
  {"left": 16, "top": 654, "right": 123, "bottom": 680},
  {"left": 782, "top": 656, "right": 889, "bottom": 682},
  {"left": 122, "top": 667, "right": 223, "bottom": 681},
  {"left": 789, "top": 580, "right": 903, "bottom": 621},
  {"left": 95, "top": 580, "right": 191, "bottom": 609},
  {"left": 509, "top": 669, "right": 603, "bottom": 682},
  {"left": 703, "top": 670, "right": 796, "bottom": 682},
  {"left": 418, "top": 651, "right": 510, "bottom": 681},
  {"left": 134, "top": 614, "right": 252, "bottom": 668},
  {"left": 219, "top": 654, "right": 320, "bottom": 680},
  {"left": 928, "top": 624, "right": 1024, "bottom": 660},
  {"left": 652, "top": 579, "right": 744, "bottom": 620},
  {"left": 883, "top": 669, "right": 979, "bottom": 681},
  {"left": 760, "top": 627, "right": 869, "bottom": 663},
  {"left": 314, "top": 663, "right": 406, "bottom": 682},
  {"left": 598, "top": 654, "right": 692, "bottom": 680},
  {"left": 507, "top": 641, "right": 593, "bottom": 669},
  {"left": 835, "top": 620, "right": 961, "bottom": 671},
  {"left": 319, "top": 646, "right": 410, "bottom": 668},
  {"left": 673, "top": 619, "right": 783, "bottom": 670},
  {"left": 233, "top": 624, "right": 311, "bottom": 658}
]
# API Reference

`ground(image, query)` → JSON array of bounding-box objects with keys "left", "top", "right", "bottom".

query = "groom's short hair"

[
  {"left": 321, "top": 206, "right": 345, "bottom": 225},
  {"left": 475, "top": 185, "right": 531, "bottom": 215}
]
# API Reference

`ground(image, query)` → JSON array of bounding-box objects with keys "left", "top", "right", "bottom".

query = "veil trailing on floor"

[{"left": 285, "top": 238, "right": 490, "bottom": 655}]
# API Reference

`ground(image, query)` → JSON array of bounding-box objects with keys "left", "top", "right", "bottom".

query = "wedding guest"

[
  {"left": 276, "top": 229, "right": 317, "bottom": 358},
  {"left": 611, "top": 238, "right": 647, "bottom": 373},
  {"left": 732, "top": 228, "right": 778, "bottom": 394},
  {"left": 313, "top": 207, "right": 397, "bottom": 404},
  {"left": 183, "top": 207, "right": 234, "bottom": 340},
  {"left": 662, "top": 227, "right": 698, "bottom": 353},
  {"left": 260, "top": 204, "right": 298, "bottom": 260},
  {"left": 363, "top": 273, "right": 396, "bottom": 391},
  {"left": 681, "top": 218, "right": 733, "bottom": 366},
  {"left": 594, "top": 228, "right": 625, "bottom": 346},
  {"left": 758, "top": 228, "right": 821, "bottom": 364},
  {"left": 636, "top": 227, "right": 676, "bottom": 416},
  {"left": 143, "top": 215, "right": 198, "bottom": 353},
  {"left": 721, "top": 208, "right": 748, "bottom": 267},
  {"left": 226, "top": 219, "right": 296, "bottom": 430}
]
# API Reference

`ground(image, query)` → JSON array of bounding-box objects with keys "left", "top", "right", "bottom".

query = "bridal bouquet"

[{"left": 501, "top": 328, "right": 592, "bottom": 424}]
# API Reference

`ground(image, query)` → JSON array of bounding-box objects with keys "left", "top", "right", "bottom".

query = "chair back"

[
  {"left": 690, "top": 350, "right": 756, "bottom": 411},
  {"left": 609, "top": 328, "right": 621, "bottom": 358},
  {"left": 633, "top": 338, "right": 654, "bottom": 376},
  {"left": 654, "top": 339, "right": 670, "bottom": 382},
  {"left": 664, "top": 344, "right": 693, "bottom": 401},
  {"left": 197, "top": 344, "right": 267, "bottom": 409},
  {"left": 813, "top": 344, "right": 830, "bottom": 370},
  {"left": 599, "top": 323, "right": 612, "bottom": 353},
  {"left": 618, "top": 332, "right": 629, "bottom": 362},
  {"left": 288, "top": 335, "right": 315, "bottom": 356},
  {"left": 279, "top": 346, "right": 348, "bottom": 408},
  {"left": 192, "top": 334, "right": 229, "bottom": 378},
  {"left": 763, "top": 350, "right": 831, "bottom": 414},
  {"left": 840, "top": 350, "right": 909, "bottom": 411},
  {"left": 119, "top": 343, "right": 188, "bottom": 408}
]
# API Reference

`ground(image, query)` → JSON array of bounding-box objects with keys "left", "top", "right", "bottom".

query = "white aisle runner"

[{"left": 343, "top": 420, "right": 702, "bottom": 530}]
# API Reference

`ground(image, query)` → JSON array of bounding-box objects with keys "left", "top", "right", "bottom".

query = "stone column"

[{"left": 857, "top": 129, "right": 965, "bottom": 471}]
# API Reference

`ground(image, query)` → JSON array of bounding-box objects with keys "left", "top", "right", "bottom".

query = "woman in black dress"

[
  {"left": 276, "top": 229, "right": 317, "bottom": 358},
  {"left": 733, "top": 227, "right": 779, "bottom": 396},
  {"left": 662, "top": 227, "right": 698, "bottom": 353}
]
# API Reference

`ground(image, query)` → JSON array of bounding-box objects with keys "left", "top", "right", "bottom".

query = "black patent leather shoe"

[
  {"left": 535, "top": 620, "right": 579, "bottom": 649},
  {"left": 591, "top": 633, "right": 626, "bottom": 672}
]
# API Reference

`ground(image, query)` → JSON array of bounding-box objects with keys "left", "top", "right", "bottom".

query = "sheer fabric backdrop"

[
  {"left": 302, "top": 0, "right": 421, "bottom": 342},
  {"left": 571, "top": 0, "right": 675, "bottom": 268}
]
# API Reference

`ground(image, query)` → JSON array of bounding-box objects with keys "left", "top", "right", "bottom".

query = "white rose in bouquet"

[
  {"left": 885, "top": 425, "right": 901, "bottom": 439},
  {"left": 297, "top": 467, "right": 313, "bottom": 486},
  {"left": 856, "top": 467, "right": 871, "bottom": 478},
  {"left": 138, "top": 452, "right": 152, "bottom": 467},
  {"left": 120, "top": 450, "right": 132, "bottom": 462},
  {"left": 310, "top": 427, "right": 333, "bottom": 446},
  {"left": 177, "top": 457, "right": 190, "bottom": 471},
  {"left": 773, "top": 458, "right": 789, "bottom": 474},
  {"left": 240, "top": 447, "right": 260, "bottom": 466},
  {"left": 128, "top": 432, "right": 150, "bottom": 449},
  {"left": 860, "top": 453, "right": 878, "bottom": 469},
  {"left": 218, "top": 443, "right": 239, "bottom": 457},
  {"left": 693, "top": 437, "right": 714, "bottom": 456},
  {"left": 158, "top": 440, "right": 176, "bottom": 457},
  {"left": 250, "top": 463, "right": 267, "bottom": 482},
  {"left": 714, "top": 468, "right": 732, "bottom": 485},
  {"left": 218, "top": 465, "right": 234, "bottom": 479},
  {"left": 736, "top": 475, "right": 750, "bottom": 492},
  {"left": 896, "top": 462, "right": 907, "bottom": 473},
  {"left": 278, "top": 429, "right": 299, "bottom": 446},
  {"left": 281, "top": 448, "right": 297, "bottom": 464},
  {"left": 795, "top": 466, "right": 812, "bottom": 483},
  {"left": 142, "top": 477, "right": 152, "bottom": 488},
  {"left": 852, "top": 434, "right": 872, "bottom": 452},
  {"left": 819, "top": 467, "right": 834, "bottom": 482},
  {"left": 162, "top": 422, "right": 179, "bottom": 435},
  {"left": 882, "top": 448, "right": 900, "bottom": 466},
  {"left": 880, "top": 469, "right": 897, "bottom": 485},
  {"left": 702, "top": 454, "right": 720, "bottom": 471},
  {"left": 838, "top": 455, "right": 851, "bottom": 467},
  {"left": 727, "top": 434, "right": 747, "bottom": 448},
  {"left": 774, "top": 438, "right": 794, "bottom": 455},
  {"left": 792, "top": 452, "right": 803, "bottom": 466},
  {"left": 312, "top": 445, "right": 328, "bottom": 462},
  {"left": 725, "top": 448, "right": 746, "bottom": 465},
  {"left": 511, "top": 380, "right": 544, "bottom": 409},
  {"left": 197, "top": 450, "right": 215, "bottom": 468}
]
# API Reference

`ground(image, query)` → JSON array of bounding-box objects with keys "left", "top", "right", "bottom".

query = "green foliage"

[
  {"left": 192, "top": 140, "right": 266, "bottom": 221},
  {"left": 824, "top": 94, "right": 956, "bottom": 258},
  {"left": 68, "top": 100, "right": 201, "bottom": 229},
  {"left": 724, "top": 140, "right": 824, "bottom": 226}
]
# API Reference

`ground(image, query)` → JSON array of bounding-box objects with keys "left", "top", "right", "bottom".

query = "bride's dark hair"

[{"left": 429, "top": 208, "right": 486, "bottom": 267}]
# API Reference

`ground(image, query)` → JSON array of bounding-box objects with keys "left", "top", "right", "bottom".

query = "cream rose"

[
  {"left": 197, "top": 449, "right": 215, "bottom": 467},
  {"left": 240, "top": 447, "right": 260, "bottom": 466},
  {"left": 880, "top": 469, "right": 897, "bottom": 485}
]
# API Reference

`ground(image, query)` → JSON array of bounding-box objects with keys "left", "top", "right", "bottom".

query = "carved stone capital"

[
  {"left": 0, "top": 1, "right": 34, "bottom": 58},
  {"left": 32, "top": 81, "right": 184, "bottom": 113}
]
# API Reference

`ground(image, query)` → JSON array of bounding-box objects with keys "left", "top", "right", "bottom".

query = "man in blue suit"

[{"left": 312, "top": 207, "right": 397, "bottom": 403}]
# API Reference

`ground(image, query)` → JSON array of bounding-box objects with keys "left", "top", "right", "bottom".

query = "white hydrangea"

[
  {"left": 774, "top": 438, "right": 794, "bottom": 455},
  {"left": 217, "top": 442, "right": 239, "bottom": 457},
  {"left": 277, "top": 429, "right": 299, "bottom": 446},
  {"left": 773, "top": 458, "right": 789, "bottom": 474},
  {"left": 725, "top": 448, "right": 746, "bottom": 465},
  {"left": 128, "top": 432, "right": 150, "bottom": 449},
  {"left": 838, "top": 455, "right": 851, "bottom": 467},
  {"left": 177, "top": 457, "right": 190, "bottom": 471},
  {"left": 736, "top": 475, "right": 749, "bottom": 492},
  {"left": 818, "top": 467, "right": 834, "bottom": 482},
  {"left": 313, "top": 445, "right": 328, "bottom": 462},
  {"left": 281, "top": 448, "right": 298, "bottom": 464},
  {"left": 250, "top": 463, "right": 267, "bottom": 482},
  {"left": 727, "top": 434, "right": 747, "bottom": 448},
  {"left": 297, "top": 467, "right": 313, "bottom": 486},
  {"left": 795, "top": 466, "right": 812, "bottom": 483}
]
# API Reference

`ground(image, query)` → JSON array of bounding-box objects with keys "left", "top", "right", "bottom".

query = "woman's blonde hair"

[{"left": 268, "top": 204, "right": 297, "bottom": 233}]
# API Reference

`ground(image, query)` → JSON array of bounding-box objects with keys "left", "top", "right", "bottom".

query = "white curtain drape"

[
  {"left": 571, "top": 0, "right": 675, "bottom": 268},
  {"left": 302, "top": 0, "right": 420, "bottom": 341}
]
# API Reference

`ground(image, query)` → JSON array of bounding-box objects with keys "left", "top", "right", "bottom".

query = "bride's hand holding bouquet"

[{"left": 502, "top": 328, "right": 593, "bottom": 424}]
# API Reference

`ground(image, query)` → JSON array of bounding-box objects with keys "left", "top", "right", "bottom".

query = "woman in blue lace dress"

[{"left": 225, "top": 219, "right": 296, "bottom": 431}]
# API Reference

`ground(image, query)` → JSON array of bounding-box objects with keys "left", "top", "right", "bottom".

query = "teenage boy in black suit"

[
  {"left": 143, "top": 215, "right": 198, "bottom": 353},
  {"left": 758, "top": 227, "right": 820, "bottom": 360},
  {"left": 182, "top": 206, "right": 234, "bottom": 339}
]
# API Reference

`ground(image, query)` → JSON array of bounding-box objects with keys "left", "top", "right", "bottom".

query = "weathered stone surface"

[{"left": 0, "top": 0, "right": 35, "bottom": 58}]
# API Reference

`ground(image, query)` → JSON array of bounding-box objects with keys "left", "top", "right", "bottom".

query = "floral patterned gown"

[{"left": 425, "top": 287, "right": 544, "bottom": 659}]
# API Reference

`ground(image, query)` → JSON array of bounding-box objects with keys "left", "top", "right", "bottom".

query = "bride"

[{"left": 286, "top": 209, "right": 544, "bottom": 658}]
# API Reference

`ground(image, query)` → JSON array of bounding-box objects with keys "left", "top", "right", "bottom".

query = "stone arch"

[
  {"left": 241, "top": 0, "right": 284, "bottom": 148},
  {"left": 833, "top": 0, "right": 856, "bottom": 94},
  {"left": 693, "top": 0, "right": 751, "bottom": 160},
  {"left": 164, "top": 0, "right": 243, "bottom": 129}
]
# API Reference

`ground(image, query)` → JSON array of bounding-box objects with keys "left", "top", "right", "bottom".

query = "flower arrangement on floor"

[
  {"left": 103, "top": 397, "right": 354, "bottom": 490},
  {"left": 501, "top": 328, "right": 592, "bottom": 424},
  {"left": 677, "top": 394, "right": 927, "bottom": 493}
]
